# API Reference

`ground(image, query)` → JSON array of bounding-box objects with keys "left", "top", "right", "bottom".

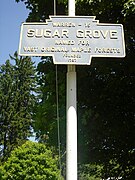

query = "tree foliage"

[
  {"left": 78, "top": 163, "right": 103, "bottom": 180},
  {"left": 77, "top": 61, "right": 135, "bottom": 179},
  {"left": 0, "top": 52, "right": 35, "bottom": 161},
  {"left": 16, "top": 0, "right": 66, "bottom": 21},
  {"left": 0, "top": 141, "right": 62, "bottom": 180},
  {"left": 33, "top": 58, "right": 66, "bottom": 151}
]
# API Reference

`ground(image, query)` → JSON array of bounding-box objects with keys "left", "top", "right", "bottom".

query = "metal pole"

[
  {"left": 68, "top": 0, "right": 75, "bottom": 16},
  {"left": 66, "top": 0, "right": 77, "bottom": 179}
]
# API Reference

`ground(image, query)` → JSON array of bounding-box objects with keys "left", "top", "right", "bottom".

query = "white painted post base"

[{"left": 66, "top": 65, "right": 77, "bottom": 180}]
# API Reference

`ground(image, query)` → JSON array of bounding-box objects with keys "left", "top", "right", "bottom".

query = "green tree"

[
  {"left": 0, "top": 52, "right": 36, "bottom": 161},
  {"left": 0, "top": 141, "right": 62, "bottom": 180}
]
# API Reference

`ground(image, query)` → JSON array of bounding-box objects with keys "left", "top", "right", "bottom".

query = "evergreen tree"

[{"left": 0, "top": 52, "right": 36, "bottom": 161}]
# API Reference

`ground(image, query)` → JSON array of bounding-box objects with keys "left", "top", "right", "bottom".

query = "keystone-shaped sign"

[{"left": 18, "top": 16, "right": 125, "bottom": 65}]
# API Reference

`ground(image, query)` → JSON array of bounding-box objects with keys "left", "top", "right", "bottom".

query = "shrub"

[{"left": 0, "top": 141, "right": 62, "bottom": 180}]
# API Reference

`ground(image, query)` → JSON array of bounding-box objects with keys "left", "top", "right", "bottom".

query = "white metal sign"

[{"left": 18, "top": 16, "right": 125, "bottom": 65}]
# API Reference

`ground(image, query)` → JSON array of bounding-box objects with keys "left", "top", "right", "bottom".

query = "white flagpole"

[{"left": 66, "top": 0, "right": 77, "bottom": 179}]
